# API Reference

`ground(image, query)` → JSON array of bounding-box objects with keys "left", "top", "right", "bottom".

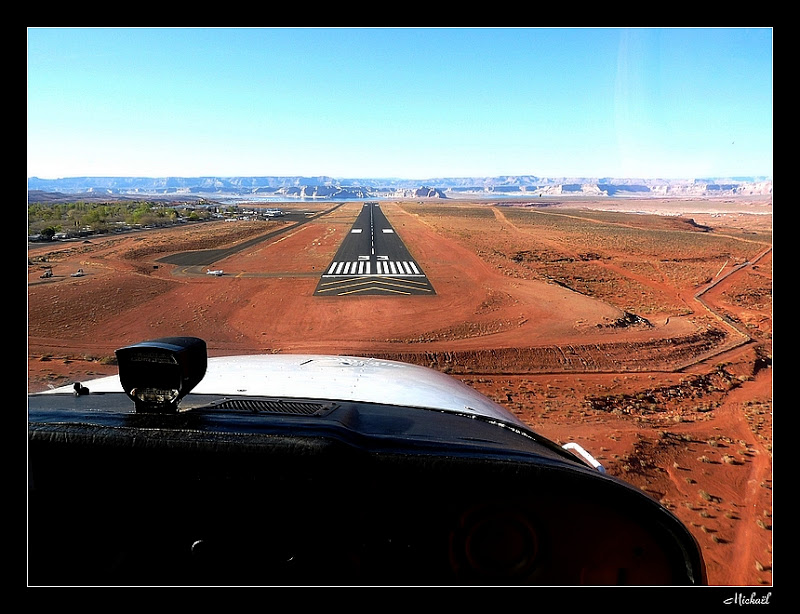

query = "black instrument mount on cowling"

[{"left": 115, "top": 337, "right": 207, "bottom": 413}]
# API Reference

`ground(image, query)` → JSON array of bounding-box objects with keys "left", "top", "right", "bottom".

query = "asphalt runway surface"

[{"left": 314, "top": 202, "right": 435, "bottom": 296}]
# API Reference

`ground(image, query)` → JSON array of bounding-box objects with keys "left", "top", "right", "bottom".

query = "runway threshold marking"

[
  {"left": 314, "top": 202, "right": 435, "bottom": 297},
  {"left": 316, "top": 275, "right": 434, "bottom": 296}
]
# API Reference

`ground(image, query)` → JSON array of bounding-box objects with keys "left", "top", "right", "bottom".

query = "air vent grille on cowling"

[{"left": 210, "top": 399, "right": 334, "bottom": 416}]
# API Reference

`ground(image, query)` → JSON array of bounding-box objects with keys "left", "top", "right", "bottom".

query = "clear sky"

[{"left": 27, "top": 27, "right": 773, "bottom": 180}]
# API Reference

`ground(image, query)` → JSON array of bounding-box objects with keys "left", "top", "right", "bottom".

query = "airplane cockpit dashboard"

[{"left": 28, "top": 337, "right": 706, "bottom": 586}]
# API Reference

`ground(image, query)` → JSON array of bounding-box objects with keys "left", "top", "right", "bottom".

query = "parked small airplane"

[
  {"left": 70, "top": 268, "right": 84, "bottom": 277},
  {"left": 206, "top": 269, "right": 224, "bottom": 276},
  {"left": 39, "top": 268, "right": 53, "bottom": 279}
]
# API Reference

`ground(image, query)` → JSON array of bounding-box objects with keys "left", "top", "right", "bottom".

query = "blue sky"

[{"left": 27, "top": 27, "right": 773, "bottom": 180}]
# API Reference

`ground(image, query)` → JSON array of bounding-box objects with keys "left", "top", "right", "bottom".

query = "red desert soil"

[{"left": 27, "top": 197, "right": 772, "bottom": 586}]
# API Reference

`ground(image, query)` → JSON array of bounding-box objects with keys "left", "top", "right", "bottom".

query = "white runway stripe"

[{"left": 324, "top": 260, "right": 424, "bottom": 276}]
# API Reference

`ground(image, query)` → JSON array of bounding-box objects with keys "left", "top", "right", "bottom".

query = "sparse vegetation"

[
  {"left": 403, "top": 202, "right": 770, "bottom": 318},
  {"left": 28, "top": 200, "right": 213, "bottom": 239}
]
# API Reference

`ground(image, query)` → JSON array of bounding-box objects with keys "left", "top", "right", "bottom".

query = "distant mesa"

[{"left": 27, "top": 175, "right": 772, "bottom": 200}]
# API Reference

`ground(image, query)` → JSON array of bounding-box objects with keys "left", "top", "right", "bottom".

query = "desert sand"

[{"left": 27, "top": 196, "right": 772, "bottom": 586}]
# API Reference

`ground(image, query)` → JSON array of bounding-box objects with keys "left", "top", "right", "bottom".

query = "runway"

[{"left": 314, "top": 202, "right": 435, "bottom": 296}]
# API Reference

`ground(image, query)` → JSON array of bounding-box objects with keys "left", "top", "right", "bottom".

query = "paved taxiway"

[
  {"left": 314, "top": 202, "right": 435, "bottom": 296},
  {"left": 158, "top": 209, "right": 340, "bottom": 269}
]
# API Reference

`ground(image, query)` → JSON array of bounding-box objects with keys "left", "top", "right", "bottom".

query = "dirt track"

[{"left": 27, "top": 197, "right": 772, "bottom": 585}]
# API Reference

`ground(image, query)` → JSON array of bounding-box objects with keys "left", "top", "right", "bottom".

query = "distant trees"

[
  {"left": 39, "top": 227, "right": 56, "bottom": 241},
  {"left": 27, "top": 200, "right": 212, "bottom": 238}
]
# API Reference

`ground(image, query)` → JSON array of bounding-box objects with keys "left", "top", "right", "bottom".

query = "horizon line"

[{"left": 28, "top": 174, "right": 773, "bottom": 181}]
